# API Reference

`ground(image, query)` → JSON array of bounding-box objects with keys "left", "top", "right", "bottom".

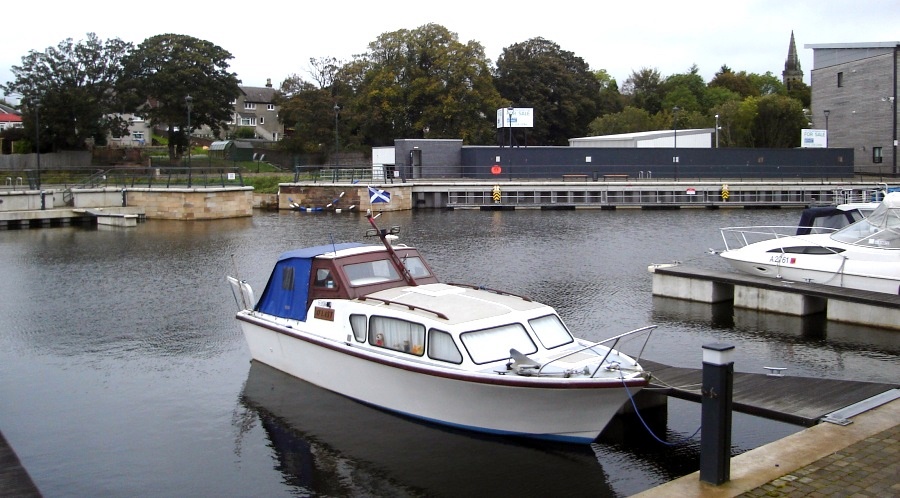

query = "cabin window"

[
  {"left": 343, "top": 259, "right": 401, "bottom": 286},
  {"left": 528, "top": 314, "right": 573, "bottom": 349},
  {"left": 461, "top": 324, "right": 536, "bottom": 365},
  {"left": 349, "top": 314, "right": 367, "bottom": 342},
  {"left": 313, "top": 268, "right": 337, "bottom": 289},
  {"left": 401, "top": 256, "right": 432, "bottom": 278},
  {"left": 281, "top": 267, "right": 295, "bottom": 290},
  {"left": 428, "top": 329, "right": 462, "bottom": 364},
  {"left": 369, "top": 316, "right": 425, "bottom": 355},
  {"left": 766, "top": 246, "right": 845, "bottom": 254}
]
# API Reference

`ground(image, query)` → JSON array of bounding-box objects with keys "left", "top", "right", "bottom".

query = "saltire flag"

[{"left": 368, "top": 186, "right": 391, "bottom": 203}]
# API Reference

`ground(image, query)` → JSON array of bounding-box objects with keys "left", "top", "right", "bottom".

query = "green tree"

[
  {"left": 786, "top": 80, "right": 811, "bottom": 109},
  {"left": 748, "top": 71, "right": 785, "bottom": 96},
  {"left": 594, "top": 69, "right": 624, "bottom": 115},
  {"left": 118, "top": 34, "right": 241, "bottom": 161},
  {"left": 276, "top": 78, "right": 336, "bottom": 155},
  {"left": 589, "top": 106, "right": 654, "bottom": 135},
  {"left": 753, "top": 94, "right": 807, "bottom": 147},
  {"left": 709, "top": 67, "right": 756, "bottom": 98},
  {"left": 661, "top": 65, "right": 707, "bottom": 113},
  {"left": 494, "top": 37, "right": 601, "bottom": 145},
  {"left": 621, "top": 67, "right": 664, "bottom": 114},
  {"left": 2, "top": 33, "right": 133, "bottom": 151},
  {"left": 348, "top": 23, "right": 503, "bottom": 146}
]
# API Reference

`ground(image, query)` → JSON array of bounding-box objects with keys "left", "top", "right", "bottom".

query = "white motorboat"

[
  {"left": 229, "top": 214, "right": 654, "bottom": 444},
  {"left": 719, "top": 192, "right": 900, "bottom": 295}
]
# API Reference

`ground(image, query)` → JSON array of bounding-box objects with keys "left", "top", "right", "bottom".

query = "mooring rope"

[{"left": 620, "top": 374, "right": 701, "bottom": 446}]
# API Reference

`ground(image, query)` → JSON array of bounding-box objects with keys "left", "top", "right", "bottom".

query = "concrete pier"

[
  {"left": 0, "top": 430, "right": 41, "bottom": 497},
  {"left": 649, "top": 265, "right": 900, "bottom": 330}
]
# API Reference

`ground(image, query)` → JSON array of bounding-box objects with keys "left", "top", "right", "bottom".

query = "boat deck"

[{"left": 641, "top": 359, "right": 898, "bottom": 426}]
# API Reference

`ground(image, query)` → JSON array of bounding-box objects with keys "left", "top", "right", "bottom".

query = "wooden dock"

[
  {"left": 649, "top": 265, "right": 900, "bottom": 330},
  {"left": 641, "top": 359, "right": 899, "bottom": 426},
  {"left": 0, "top": 430, "right": 41, "bottom": 497}
]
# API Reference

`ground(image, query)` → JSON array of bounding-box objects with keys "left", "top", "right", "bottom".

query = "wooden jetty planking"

[
  {"left": 640, "top": 359, "right": 897, "bottom": 426},
  {"left": 0, "top": 430, "right": 41, "bottom": 497}
]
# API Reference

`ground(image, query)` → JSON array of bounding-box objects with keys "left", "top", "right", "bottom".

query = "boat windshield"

[
  {"left": 830, "top": 194, "right": 900, "bottom": 249},
  {"left": 528, "top": 314, "right": 573, "bottom": 349},
  {"left": 343, "top": 259, "right": 401, "bottom": 286},
  {"left": 460, "top": 323, "right": 537, "bottom": 365}
]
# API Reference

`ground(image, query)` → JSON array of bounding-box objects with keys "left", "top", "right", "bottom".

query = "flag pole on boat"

[{"left": 366, "top": 209, "right": 418, "bottom": 286}]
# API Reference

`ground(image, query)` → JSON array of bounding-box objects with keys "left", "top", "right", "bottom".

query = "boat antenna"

[
  {"left": 366, "top": 211, "right": 418, "bottom": 286},
  {"left": 329, "top": 233, "right": 337, "bottom": 255}
]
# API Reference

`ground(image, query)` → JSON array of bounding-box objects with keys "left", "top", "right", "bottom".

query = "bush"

[{"left": 242, "top": 174, "right": 294, "bottom": 194}]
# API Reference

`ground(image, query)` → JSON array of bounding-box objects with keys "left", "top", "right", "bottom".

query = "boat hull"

[
  {"left": 237, "top": 314, "right": 645, "bottom": 444},
  {"left": 720, "top": 234, "right": 900, "bottom": 295}
]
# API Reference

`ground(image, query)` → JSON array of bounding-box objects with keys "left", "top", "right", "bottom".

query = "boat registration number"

[
  {"left": 314, "top": 306, "right": 335, "bottom": 321},
  {"left": 768, "top": 255, "right": 797, "bottom": 264}
]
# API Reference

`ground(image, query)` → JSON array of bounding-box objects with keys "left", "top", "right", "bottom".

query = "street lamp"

[
  {"left": 333, "top": 103, "right": 340, "bottom": 166},
  {"left": 715, "top": 114, "right": 719, "bottom": 148},
  {"left": 507, "top": 106, "right": 514, "bottom": 148},
  {"left": 34, "top": 100, "right": 41, "bottom": 190},
  {"left": 185, "top": 95, "right": 193, "bottom": 187},
  {"left": 823, "top": 109, "right": 830, "bottom": 148},
  {"left": 507, "top": 106, "right": 514, "bottom": 179},
  {"left": 673, "top": 106, "right": 680, "bottom": 180}
]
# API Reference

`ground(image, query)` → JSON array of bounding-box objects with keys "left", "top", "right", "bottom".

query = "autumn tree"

[
  {"left": 2, "top": 33, "right": 133, "bottom": 151},
  {"left": 494, "top": 37, "right": 602, "bottom": 145},
  {"left": 118, "top": 34, "right": 241, "bottom": 161}
]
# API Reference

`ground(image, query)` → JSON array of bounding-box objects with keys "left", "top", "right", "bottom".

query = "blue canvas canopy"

[{"left": 255, "top": 243, "right": 364, "bottom": 321}]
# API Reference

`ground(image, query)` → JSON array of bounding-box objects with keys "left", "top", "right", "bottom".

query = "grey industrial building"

[{"left": 806, "top": 41, "right": 899, "bottom": 175}]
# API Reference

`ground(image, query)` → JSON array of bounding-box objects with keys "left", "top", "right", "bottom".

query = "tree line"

[{"left": 2, "top": 25, "right": 812, "bottom": 161}]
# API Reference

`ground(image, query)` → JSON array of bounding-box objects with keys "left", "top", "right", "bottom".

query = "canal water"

[{"left": 1, "top": 208, "right": 897, "bottom": 497}]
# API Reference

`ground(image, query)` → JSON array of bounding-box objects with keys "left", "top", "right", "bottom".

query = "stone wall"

[
  {"left": 278, "top": 184, "right": 413, "bottom": 212},
  {"left": 124, "top": 187, "right": 254, "bottom": 219}
]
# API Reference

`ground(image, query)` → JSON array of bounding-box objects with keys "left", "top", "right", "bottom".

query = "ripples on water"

[{"left": 0, "top": 208, "right": 897, "bottom": 497}]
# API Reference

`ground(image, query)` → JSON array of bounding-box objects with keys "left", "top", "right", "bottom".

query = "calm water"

[{"left": 1, "top": 208, "right": 897, "bottom": 497}]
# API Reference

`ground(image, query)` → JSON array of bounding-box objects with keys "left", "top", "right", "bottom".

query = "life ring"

[{"left": 491, "top": 165, "right": 502, "bottom": 175}]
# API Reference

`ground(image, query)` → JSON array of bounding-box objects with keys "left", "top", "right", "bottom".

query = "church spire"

[{"left": 783, "top": 31, "right": 803, "bottom": 89}]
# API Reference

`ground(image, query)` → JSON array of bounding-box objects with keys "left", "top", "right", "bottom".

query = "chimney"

[{"left": 266, "top": 78, "right": 272, "bottom": 88}]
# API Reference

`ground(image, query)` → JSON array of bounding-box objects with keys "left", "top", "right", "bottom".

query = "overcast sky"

[{"left": 2, "top": 0, "right": 899, "bottom": 101}]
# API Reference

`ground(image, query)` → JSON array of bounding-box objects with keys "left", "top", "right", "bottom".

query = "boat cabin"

[{"left": 254, "top": 243, "right": 439, "bottom": 321}]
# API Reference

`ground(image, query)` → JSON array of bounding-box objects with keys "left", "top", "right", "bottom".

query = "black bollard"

[{"left": 700, "top": 342, "right": 734, "bottom": 485}]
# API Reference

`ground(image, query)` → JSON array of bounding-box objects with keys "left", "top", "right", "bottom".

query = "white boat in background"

[
  {"left": 229, "top": 213, "right": 654, "bottom": 444},
  {"left": 719, "top": 192, "right": 900, "bottom": 295},
  {"left": 796, "top": 184, "right": 892, "bottom": 234}
]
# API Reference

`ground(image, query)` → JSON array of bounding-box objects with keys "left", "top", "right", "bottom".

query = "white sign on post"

[
  {"left": 496, "top": 108, "right": 534, "bottom": 128},
  {"left": 801, "top": 129, "right": 827, "bottom": 148}
]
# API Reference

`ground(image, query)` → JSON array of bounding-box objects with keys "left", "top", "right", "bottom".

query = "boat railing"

[
  {"left": 447, "top": 283, "right": 533, "bottom": 302},
  {"left": 537, "top": 325, "right": 656, "bottom": 378},
  {"left": 720, "top": 226, "right": 839, "bottom": 251}
]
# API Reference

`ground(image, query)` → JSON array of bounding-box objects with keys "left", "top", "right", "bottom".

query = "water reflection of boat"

[
  {"left": 719, "top": 192, "right": 900, "bottom": 294},
  {"left": 237, "top": 360, "right": 615, "bottom": 497},
  {"left": 229, "top": 213, "right": 654, "bottom": 443}
]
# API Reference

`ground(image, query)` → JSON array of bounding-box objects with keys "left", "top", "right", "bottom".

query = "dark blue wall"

[{"left": 458, "top": 146, "right": 854, "bottom": 180}]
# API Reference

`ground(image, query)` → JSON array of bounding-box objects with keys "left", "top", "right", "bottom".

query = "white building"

[{"left": 568, "top": 129, "right": 714, "bottom": 148}]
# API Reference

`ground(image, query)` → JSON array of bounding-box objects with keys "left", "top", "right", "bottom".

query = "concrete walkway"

[{"left": 632, "top": 398, "right": 899, "bottom": 497}]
